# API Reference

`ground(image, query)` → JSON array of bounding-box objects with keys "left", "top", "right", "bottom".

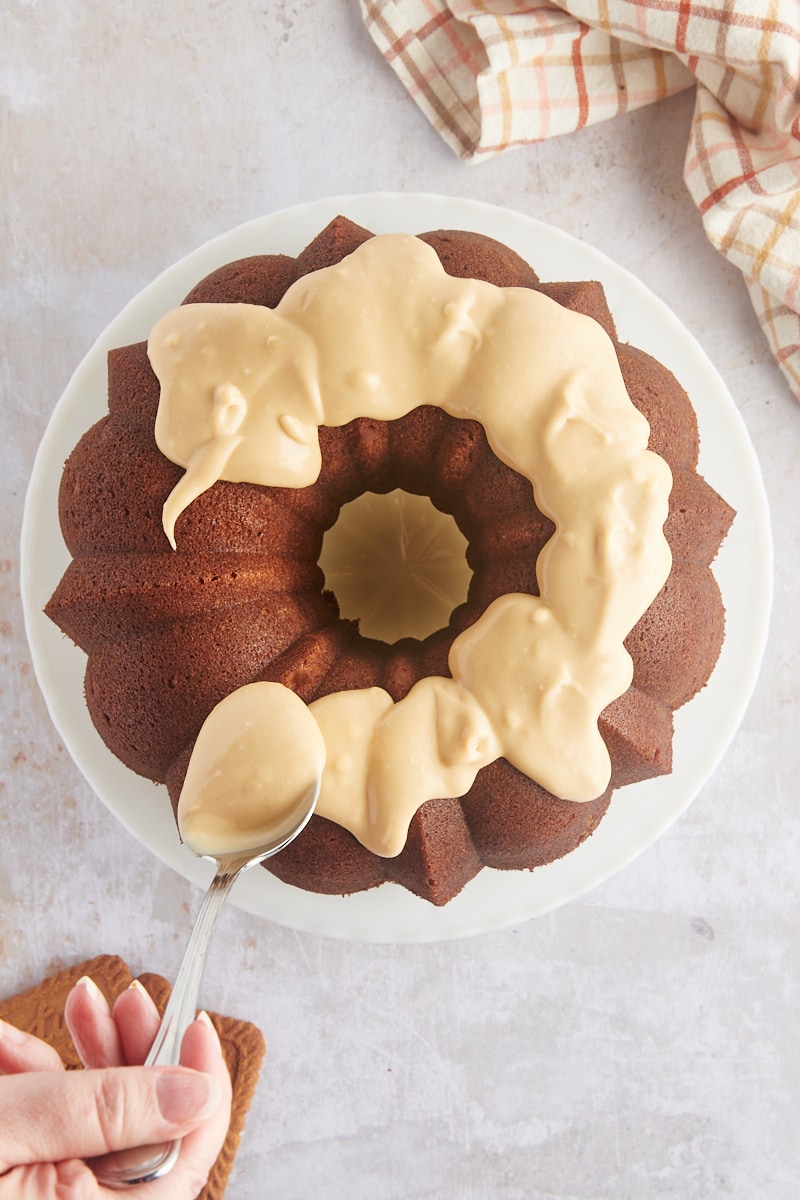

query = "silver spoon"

[{"left": 89, "top": 772, "right": 321, "bottom": 1188}]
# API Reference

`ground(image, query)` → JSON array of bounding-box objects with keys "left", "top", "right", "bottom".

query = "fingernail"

[
  {"left": 196, "top": 1010, "right": 221, "bottom": 1049},
  {"left": 129, "top": 979, "right": 160, "bottom": 1014},
  {"left": 75, "top": 975, "right": 103, "bottom": 1000},
  {"left": 156, "top": 1069, "right": 221, "bottom": 1125}
]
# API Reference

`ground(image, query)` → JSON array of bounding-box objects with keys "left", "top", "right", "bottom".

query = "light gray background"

[{"left": 2, "top": 3, "right": 797, "bottom": 1197}]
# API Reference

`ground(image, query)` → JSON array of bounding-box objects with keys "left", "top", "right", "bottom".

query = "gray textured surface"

[{"left": 2, "top": 3, "right": 798, "bottom": 1196}]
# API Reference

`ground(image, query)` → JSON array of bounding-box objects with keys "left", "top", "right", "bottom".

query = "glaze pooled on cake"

[{"left": 148, "top": 234, "right": 671, "bottom": 855}]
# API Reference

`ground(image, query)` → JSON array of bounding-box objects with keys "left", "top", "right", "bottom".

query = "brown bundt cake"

[{"left": 45, "top": 216, "right": 734, "bottom": 906}]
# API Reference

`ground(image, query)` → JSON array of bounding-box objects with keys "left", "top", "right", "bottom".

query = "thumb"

[{"left": 0, "top": 1064, "right": 222, "bottom": 1171}]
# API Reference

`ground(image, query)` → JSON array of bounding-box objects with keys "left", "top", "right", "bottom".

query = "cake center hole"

[{"left": 319, "top": 489, "right": 472, "bottom": 644}]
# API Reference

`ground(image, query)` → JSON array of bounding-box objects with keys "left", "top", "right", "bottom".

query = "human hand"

[{"left": 0, "top": 974, "right": 232, "bottom": 1197}]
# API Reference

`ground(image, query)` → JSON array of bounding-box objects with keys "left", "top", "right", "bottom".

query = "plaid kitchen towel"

[{"left": 361, "top": 0, "right": 800, "bottom": 402}]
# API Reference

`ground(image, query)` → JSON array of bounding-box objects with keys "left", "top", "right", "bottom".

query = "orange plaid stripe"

[{"left": 361, "top": 0, "right": 800, "bottom": 403}]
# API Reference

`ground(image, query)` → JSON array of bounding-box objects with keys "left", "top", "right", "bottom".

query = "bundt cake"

[{"left": 45, "top": 216, "right": 734, "bottom": 906}]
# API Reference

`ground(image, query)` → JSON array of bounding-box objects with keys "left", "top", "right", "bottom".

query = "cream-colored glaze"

[
  {"left": 309, "top": 679, "right": 499, "bottom": 857},
  {"left": 318, "top": 489, "right": 472, "bottom": 642},
  {"left": 177, "top": 681, "right": 326, "bottom": 859},
  {"left": 150, "top": 233, "right": 672, "bottom": 858}
]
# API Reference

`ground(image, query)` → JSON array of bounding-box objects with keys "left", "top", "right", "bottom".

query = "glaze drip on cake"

[{"left": 148, "top": 234, "right": 672, "bottom": 856}]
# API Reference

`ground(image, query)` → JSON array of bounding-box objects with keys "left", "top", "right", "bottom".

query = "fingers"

[
  {"left": 5, "top": 975, "right": 162, "bottom": 1078},
  {"left": 0, "top": 1019, "right": 65, "bottom": 1076},
  {"left": 66, "top": 976, "right": 163, "bottom": 1070},
  {"left": 61, "top": 978, "right": 232, "bottom": 1199},
  {"left": 161, "top": 1013, "right": 233, "bottom": 1199},
  {"left": 64, "top": 976, "right": 124, "bottom": 1069},
  {"left": 0, "top": 1062, "right": 223, "bottom": 1173},
  {"left": 0, "top": 1159, "right": 97, "bottom": 1200},
  {"left": 0, "top": 990, "right": 233, "bottom": 1200},
  {"left": 112, "top": 980, "right": 162, "bottom": 1066}
]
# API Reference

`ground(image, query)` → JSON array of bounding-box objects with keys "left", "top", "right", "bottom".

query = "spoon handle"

[
  {"left": 90, "top": 861, "right": 243, "bottom": 1189},
  {"left": 145, "top": 861, "right": 241, "bottom": 1069}
]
